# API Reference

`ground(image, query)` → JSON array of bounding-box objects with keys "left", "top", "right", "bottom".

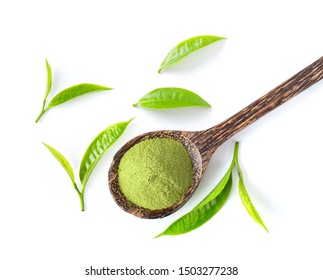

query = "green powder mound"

[{"left": 118, "top": 138, "right": 193, "bottom": 210}]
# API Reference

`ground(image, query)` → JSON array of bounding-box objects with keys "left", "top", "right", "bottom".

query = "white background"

[{"left": 1, "top": 0, "right": 322, "bottom": 279}]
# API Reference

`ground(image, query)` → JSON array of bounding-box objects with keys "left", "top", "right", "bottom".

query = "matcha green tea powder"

[{"left": 118, "top": 138, "right": 193, "bottom": 210}]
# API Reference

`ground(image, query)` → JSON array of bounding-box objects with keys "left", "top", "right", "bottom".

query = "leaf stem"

[
  {"left": 72, "top": 182, "right": 84, "bottom": 211},
  {"left": 79, "top": 192, "right": 85, "bottom": 212},
  {"left": 73, "top": 182, "right": 81, "bottom": 195},
  {"left": 233, "top": 141, "right": 240, "bottom": 165},
  {"left": 78, "top": 183, "right": 87, "bottom": 211},
  {"left": 35, "top": 108, "right": 47, "bottom": 123}
]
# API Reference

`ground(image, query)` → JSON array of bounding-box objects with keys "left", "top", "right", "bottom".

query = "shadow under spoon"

[{"left": 109, "top": 56, "right": 323, "bottom": 219}]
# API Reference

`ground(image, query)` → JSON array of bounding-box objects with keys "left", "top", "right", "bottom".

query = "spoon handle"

[{"left": 197, "top": 56, "right": 323, "bottom": 158}]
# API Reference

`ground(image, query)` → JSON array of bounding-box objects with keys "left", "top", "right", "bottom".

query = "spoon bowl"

[
  {"left": 109, "top": 56, "right": 323, "bottom": 219},
  {"left": 108, "top": 130, "right": 204, "bottom": 218}
]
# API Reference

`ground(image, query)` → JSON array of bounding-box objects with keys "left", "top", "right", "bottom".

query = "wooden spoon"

[{"left": 109, "top": 56, "right": 323, "bottom": 219}]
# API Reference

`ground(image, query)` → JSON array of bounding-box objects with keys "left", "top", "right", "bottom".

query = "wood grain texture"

[
  {"left": 189, "top": 56, "right": 323, "bottom": 171},
  {"left": 109, "top": 56, "right": 323, "bottom": 219}
]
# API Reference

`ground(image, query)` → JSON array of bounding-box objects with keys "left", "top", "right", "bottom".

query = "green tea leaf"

[
  {"left": 44, "top": 58, "right": 52, "bottom": 102},
  {"left": 46, "top": 83, "right": 112, "bottom": 109},
  {"left": 194, "top": 163, "right": 233, "bottom": 209},
  {"left": 35, "top": 58, "right": 53, "bottom": 123},
  {"left": 79, "top": 118, "right": 134, "bottom": 189},
  {"left": 43, "top": 142, "right": 76, "bottom": 184},
  {"left": 155, "top": 159, "right": 234, "bottom": 237},
  {"left": 158, "top": 35, "right": 226, "bottom": 73},
  {"left": 233, "top": 142, "right": 269, "bottom": 232},
  {"left": 42, "top": 118, "right": 133, "bottom": 212},
  {"left": 156, "top": 172, "right": 232, "bottom": 237},
  {"left": 35, "top": 61, "right": 113, "bottom": 123},
  {"left": 43, "top": 142, "right": 85, "bottom": 210},
  {"left": 133, "top": 87, "right": 211, "bottom": 109}
]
